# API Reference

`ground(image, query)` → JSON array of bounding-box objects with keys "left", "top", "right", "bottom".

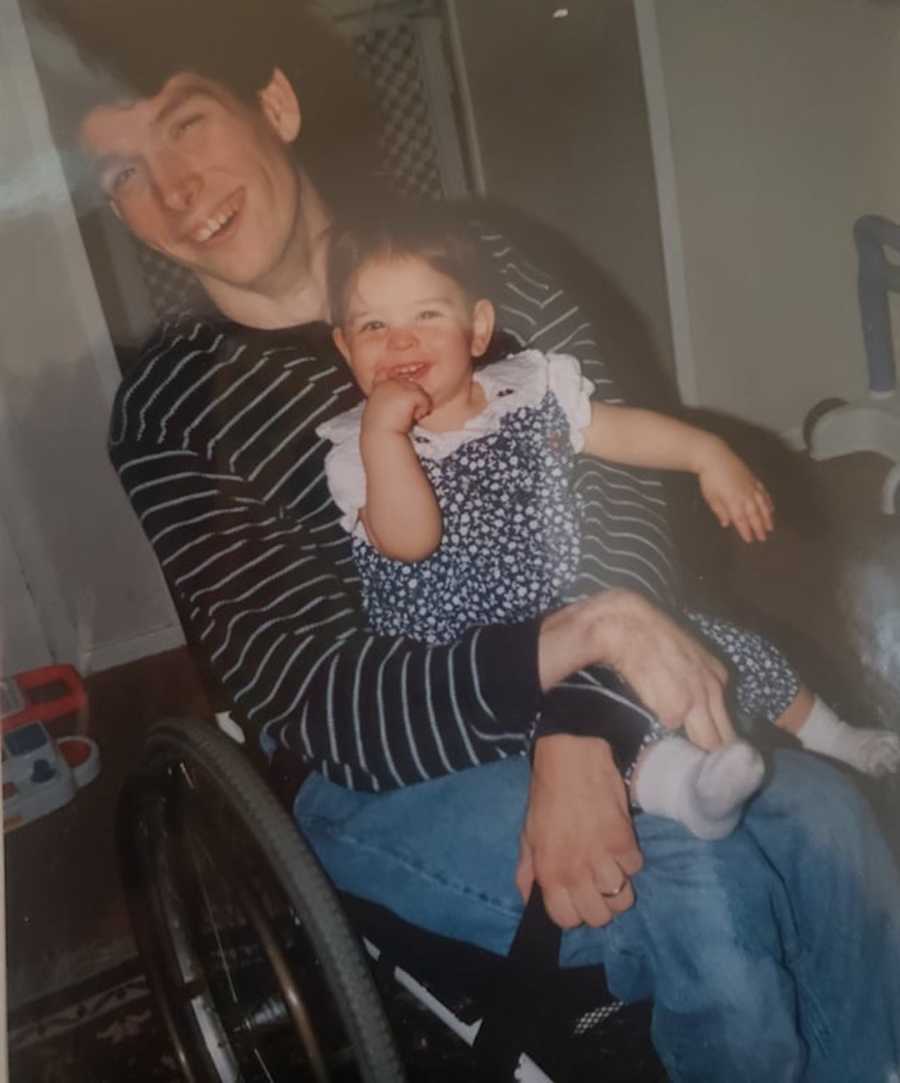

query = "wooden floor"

[
  {"left": 6, "top": 445, "right": 900, "bottom": 1015},
  {"left": 5, "top": 648, "right": 212, "bottom": 1011}
]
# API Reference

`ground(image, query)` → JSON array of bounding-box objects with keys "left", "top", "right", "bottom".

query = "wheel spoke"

[
  {"left": 185, "top": 832, "right": 241, "bottom": 1006},
  {"left": 117, "top": 719, "right": 406, "bottom": 1083},
  {"left": 235, "top": 882, "right": 332, "bottom": 1083}
]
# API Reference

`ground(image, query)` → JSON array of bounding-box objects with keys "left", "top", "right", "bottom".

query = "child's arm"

[
  {"left": 359, "top": 379, "right": 442, "bottom": 561},
  {"left": 583, "top": 403, "right": 774, "bottom": 543}
]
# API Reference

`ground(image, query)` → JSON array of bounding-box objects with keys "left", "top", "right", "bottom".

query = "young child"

[{"left": 317, "top": 210, "right": 900, "bottom": 838}]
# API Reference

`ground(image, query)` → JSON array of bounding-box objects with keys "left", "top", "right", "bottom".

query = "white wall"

[
  {"left": 650, "top": 0, "right": 900, "bottom": 434},
  {"left": 0, "top": 515, "right": 50, "bottom": 675},
  {"left": 451, "top": 0, "right": 675, "bottom": 382},
  {"left": 0, "top": 0, "right": 181, "bottom": 674}
]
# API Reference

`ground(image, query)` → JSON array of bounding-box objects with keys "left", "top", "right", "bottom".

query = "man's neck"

[{"left": 199, "top": 173, "right": 332, "bottom": 331}]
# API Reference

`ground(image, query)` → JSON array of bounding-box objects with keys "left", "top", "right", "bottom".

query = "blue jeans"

[{"left": 293, "top": 750, "right": 900, "bottom": 1082}]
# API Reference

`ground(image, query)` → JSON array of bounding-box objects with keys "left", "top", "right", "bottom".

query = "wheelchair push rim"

[{"left": 117, "top": 717, "right": 406, "bottom": 1083}]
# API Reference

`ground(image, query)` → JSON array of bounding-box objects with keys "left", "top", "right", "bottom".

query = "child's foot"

[
  {"left": 797, "top": 697, "right": 900, "bottom": 777},
  {"left": 634, "top": 737, "right": 765, "bottom": 840}
]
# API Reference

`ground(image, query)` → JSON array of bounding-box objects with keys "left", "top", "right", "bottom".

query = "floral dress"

[{"left": 318, "top": 351, "right": 590, "bottom": 644}]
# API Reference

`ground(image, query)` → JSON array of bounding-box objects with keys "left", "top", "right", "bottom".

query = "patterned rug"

[
  {"left": 8, "top": 959, "right": 179, "bottom": 1083},
  {"left": 6, "top": 958, "right": 482, "bottom": 1083},
  {"left": 8, "top": 955, "right": 665, "bottom": 1082}
]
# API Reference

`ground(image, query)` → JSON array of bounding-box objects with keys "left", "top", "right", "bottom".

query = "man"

[{"left": 41, "top": 0, "right": 900, "bottom": 1077}]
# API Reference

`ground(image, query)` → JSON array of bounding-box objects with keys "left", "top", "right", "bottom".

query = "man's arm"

[
  {"left": 539, "top": 589, "right": 733, "bottom": 746},
  {"left": 112, "top": 435, "right": 540, "bottom": 791},
  {"left": 518, "top": 735, "right": 641, "bottom": 928},
  {"left": 523, "top": 590, "right": 734, "bottom": 929}
]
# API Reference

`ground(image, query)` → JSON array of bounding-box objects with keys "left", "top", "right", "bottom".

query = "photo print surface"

[{"left": 4, "top": 1, "right": 900, "bottom": 1081}]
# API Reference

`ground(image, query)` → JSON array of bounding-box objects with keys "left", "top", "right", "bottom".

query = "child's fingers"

[
  {"left": 412, "top": 399, "right": 433, "bottom": 422},
  {"left": 731, "top": 481, "right": 774, "bottom": 542},
  {"left": 732, "top": 507, "right": 754, "bottom": 543},
  {"left": 708, "top": 495, "right": 731, "bottom": 530},
  {"left": 745, "top": 501, "right": 769, "bottom": 542},
  {"left": 743, "top": 482, "right": 774, "bottom": 539},
  {"left": 754, "top": 489, "right": 774, "bottom": 533},
  {"left": 753, "top": 478, "right": 774, "bottom": 508},
  {"left": 734, "top": 493, "right": 769, "bottom": 541},
  {"left": 727, "top": 491, "right": 767, "bottom": 543}
]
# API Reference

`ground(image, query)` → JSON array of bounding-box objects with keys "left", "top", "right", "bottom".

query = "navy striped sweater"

[{"left": 109, "top": 227, "right": 677, "bottom": 791}]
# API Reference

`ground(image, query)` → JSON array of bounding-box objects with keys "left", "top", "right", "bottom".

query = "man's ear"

[
  {"left": 470, "top": 299, "right": 496, "bottom": 359},
  {"left": 333, "top": 325, "right": 351, "bottom": 363},
  {"left": 258, "top": 67, "right": 302, "bottom": 144}
]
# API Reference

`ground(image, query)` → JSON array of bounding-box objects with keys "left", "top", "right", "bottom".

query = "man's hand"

[
  {"left": 517, "top": 734, "right": 641, "bottom": 928},
  {"left": 696, "top": 438, "right": 774, "bottom": 544},
  {"left": 538, "top": 590, "right": 734, "bottom": 750},
  {"left": 599, "top": 592, "right": 735, "bottom": 750},
  {"left": 361, "top": 378, "right": 432, "bottom": 435}
]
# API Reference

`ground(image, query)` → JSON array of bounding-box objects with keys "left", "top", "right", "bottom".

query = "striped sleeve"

[{"left": 111, "top": 435, "right": 540, "bottom": 792}]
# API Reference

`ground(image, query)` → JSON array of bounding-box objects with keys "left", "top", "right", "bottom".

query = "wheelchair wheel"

[{"left": 117, "top": 717, "right": 405, "bottom": 1083}]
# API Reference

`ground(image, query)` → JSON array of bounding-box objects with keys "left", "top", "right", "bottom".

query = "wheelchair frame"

[{"left": 117, "top": 717, "right": 663, "bottom": 1082}]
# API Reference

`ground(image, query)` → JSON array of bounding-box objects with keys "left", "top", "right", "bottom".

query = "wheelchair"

[{"left": 117, "top": 716, "right": 665, "bottom": 1082}]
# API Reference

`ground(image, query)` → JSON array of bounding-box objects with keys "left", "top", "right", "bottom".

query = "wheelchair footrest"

[{"left": 339, "top": 893, "right": 665, "bottom": 1082}]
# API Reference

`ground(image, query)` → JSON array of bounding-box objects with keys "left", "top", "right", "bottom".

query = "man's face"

[{"left": 79, "top": 71, "right": 304, "bottom": 295}]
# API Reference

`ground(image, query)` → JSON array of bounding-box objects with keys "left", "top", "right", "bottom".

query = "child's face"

[{"left": 333, "top": 255, "right": 494, "bottom": 409}]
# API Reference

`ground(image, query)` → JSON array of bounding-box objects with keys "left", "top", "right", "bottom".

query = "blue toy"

[
  {"left": 1, "top": 667, "right": 99, "bottom": 831},
  {"left": 807, "top": 215, "right": 900, "bottom": 513}
]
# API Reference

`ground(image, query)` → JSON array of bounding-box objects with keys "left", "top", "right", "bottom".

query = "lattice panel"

[
  {"left": 133, "top": 241, "right": 203, "bottom": 322},
  {"left": 353, "top": 19, "right": 444, "bottom": 200}
]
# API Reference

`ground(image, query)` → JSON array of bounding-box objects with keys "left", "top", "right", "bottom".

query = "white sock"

[
  {"left": 633, "top": 736, "right": 765, "bottom": 840},
  {"left": 796, "top": 696, "right": 900, "bottom": 777}
]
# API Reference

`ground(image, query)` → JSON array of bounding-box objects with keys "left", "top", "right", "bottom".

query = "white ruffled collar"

[{"left": 318, "top": 350, "right": 552, "bottom": 461}]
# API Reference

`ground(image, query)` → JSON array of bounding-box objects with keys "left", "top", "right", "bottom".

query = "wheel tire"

[
  {"left": 802, "top": 397, "right": 847, "bottom": 451},
  {"left": 117, "top": 717, "right": 406, "bottom": 1083}
]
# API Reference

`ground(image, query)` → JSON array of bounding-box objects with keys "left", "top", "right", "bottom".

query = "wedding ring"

[{"left": 600, "top": 877, "right": 628, "bottom": 900}]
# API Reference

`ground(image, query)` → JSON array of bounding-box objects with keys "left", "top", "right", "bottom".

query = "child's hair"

[{"left": 328, "top": 201, "right": 492, "bottom": 327}]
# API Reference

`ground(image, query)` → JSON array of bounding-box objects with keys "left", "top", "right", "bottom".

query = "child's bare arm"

[
  {"left": 583, "top": 403, "right": 774, "bottom": 543},
  {"left": 359, "top": 379, "right": 442, "bottom": 561}
]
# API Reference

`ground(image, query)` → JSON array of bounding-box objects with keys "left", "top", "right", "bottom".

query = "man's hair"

[
  {"left": 328, "top": 201, "right": 492, "bottom": 327},
  {"left": 31, "top": 0, "right": 380, "bottom": 209}
]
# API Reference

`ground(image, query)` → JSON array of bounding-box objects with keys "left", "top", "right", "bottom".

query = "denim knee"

[
  {"left": 597, "top": 821, "right": 808, "bottom": 1081},
  {"left": 293, "top": 761, "right": 530, "bottom": 954}
]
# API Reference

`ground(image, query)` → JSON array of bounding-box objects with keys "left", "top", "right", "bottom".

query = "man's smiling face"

[{"left": 79, "top": 68, "right": 305, "bottom": 297}]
